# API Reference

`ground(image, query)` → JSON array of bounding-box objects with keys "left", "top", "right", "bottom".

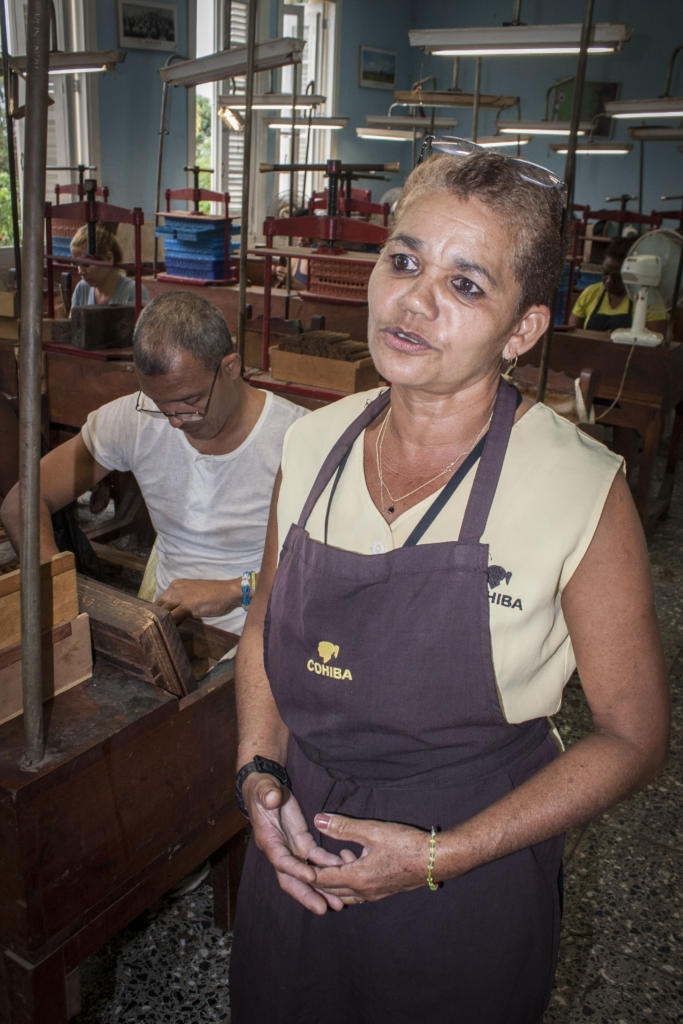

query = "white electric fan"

[{"left": 611, "top": 229, "right": 683, "bottom": 347}]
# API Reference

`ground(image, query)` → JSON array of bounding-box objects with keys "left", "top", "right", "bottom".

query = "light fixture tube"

[
  {"left": 355, "top": 127, "right": 414, "bottom": 141},
  {"left": 267, "top": 116, "right": 348, "bottom": 130},
  {"left": 628, "top": 125, "right": 683, "bottom": 141},
  {"left": 10, "top": 50, "right": 125, "bottom": 74},
  {"left": 496, "top": 120, "right": 592, "bottom": 136},
  {"left": 409, "top": 23, "right": 630, "bottom": 57},
  {"left": 549, "top": 142, "right": 632, "bottom": 154},
  {"left": 159, "top": 38, "right": 305, "bottom": 87},
  {"left": 474, "top": 135, "right": 532, "bottom": 148},
  {"left": 604, "top": 97, "right": 683, "bottom": 119},
  {"left": 365, "top": 115, "right": 458, "bottom": 130},
  {"left": 218, "top": 93, "right": 325, "bottom": 111}
]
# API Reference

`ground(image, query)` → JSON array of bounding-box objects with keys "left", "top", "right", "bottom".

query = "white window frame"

[
  {"left": 192, "top": 0, "right": 337, "bottom": 246},
  {"left": 5, "top": 0, "right": 100, "bottom": 208}
]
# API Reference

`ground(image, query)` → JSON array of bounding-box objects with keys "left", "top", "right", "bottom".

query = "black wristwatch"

[{"left": 235, "top": 754, "right": 292, "bottom": 819}]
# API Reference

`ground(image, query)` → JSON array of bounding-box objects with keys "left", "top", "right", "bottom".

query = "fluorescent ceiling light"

[
  {"left": 604, "top": 97, "right": 683, "bottom": 119},
  {"left": 393, "top": 89, "right": 517, "bottom": 111},
  {"left": 356, "top": 127, "right": 414, "bottom": 141},
  {"left": 267, "top": 116, "right": 348, "bottom": 130},
  {"left": 549, "top": 142, "right": 632, "bottom": 154},
  {"left": 9, "top": 49, "right": 125, "bottom": 74},
  {"left": 219, "top": 92, "right": 325, "bottom": 110},
  {"left": 159, "top": 38, "right": 304, "bottom": 87},
  {"left": 497, "top": 120, "right": 592, "bottom": 136},
  {"left": 474, "top": 135, "right": 532, "bottom": 148},
  {"left": 365, "top": 115, "right": 458, "bottom": 130},
  {"left": 409, "top": 23, "right": 630, "bottom": 56},
  {"left": 628, "top": 125, "right": 683, "bottom": 141}
]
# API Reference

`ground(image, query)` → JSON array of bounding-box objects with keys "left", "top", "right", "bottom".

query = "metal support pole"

[
  {"left": 536, "top": 0, "right": 593, "bottom": 404},
  {"left": 471, "top": 58, "right": 481, "bottom": 143},
  {"left": 237, "top": 0, "right": 258, "bottom": 364},
  {"left": 19, "top": 0, "right": 51, "bottom": 767}
]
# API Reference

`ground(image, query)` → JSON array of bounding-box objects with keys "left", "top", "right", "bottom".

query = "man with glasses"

[{"left": 1, "top": 291, "right": 306, "bottom": 636}]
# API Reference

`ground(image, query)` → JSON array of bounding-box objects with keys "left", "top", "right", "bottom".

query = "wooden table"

[
  {"left": 521, "top": 329, "right": 683, "bottom": 527},
  {"left": 0, "top": 658, "right": 245, "bottom": 1023}
]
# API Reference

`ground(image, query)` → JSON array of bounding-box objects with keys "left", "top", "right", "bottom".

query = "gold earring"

[{"left": 503, "top": 352, "right": 518, "bottom": 379}]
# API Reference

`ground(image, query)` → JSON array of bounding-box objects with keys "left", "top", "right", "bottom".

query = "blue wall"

[
  {"left": 332, "top": 0, "right": 683, "bottom": 215},
  {"left": 95, "top": 0, "right": 189, "bottom": 217}
]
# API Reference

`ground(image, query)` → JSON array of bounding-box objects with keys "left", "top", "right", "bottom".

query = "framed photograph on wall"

[
  {"left": 358, "top": 47, "right": 397, "bottom": 90},
  {"left": 117, "top": 0, "right": 178, "bottom": 51}
]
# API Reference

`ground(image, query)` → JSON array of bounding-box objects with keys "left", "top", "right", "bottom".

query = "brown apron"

[{"left": 230, "top": 379, "right": 564, "bottom": 1023}]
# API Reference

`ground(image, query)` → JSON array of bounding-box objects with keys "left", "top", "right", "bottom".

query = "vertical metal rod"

[
  {"left": 471, "top": 58, "right": 481, "bottom": 142},
  {"left": 19, "top": 0, "right": 51, "bottom": 766},
  {"left": 536, "top": 0, "right": 593, "bottom": 404},
  {"left": 638, "top": 140, "right": 644, "bottom": 215},
  {"left": 236, "top": 0, "right": 258, "bottom": 364}
]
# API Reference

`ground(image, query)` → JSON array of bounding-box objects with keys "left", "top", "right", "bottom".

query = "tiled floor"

[{"left": 58, "top": 469, "right": 683, "bottom": 1022}]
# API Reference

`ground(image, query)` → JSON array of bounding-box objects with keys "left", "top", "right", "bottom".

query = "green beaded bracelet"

[{"left": 427, "top": 825, "right": 438, "bottom": 892}]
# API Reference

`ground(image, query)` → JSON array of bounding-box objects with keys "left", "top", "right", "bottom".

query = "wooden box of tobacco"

[{"left": 269, "top": 330, "right": 380, "bottom": 393}]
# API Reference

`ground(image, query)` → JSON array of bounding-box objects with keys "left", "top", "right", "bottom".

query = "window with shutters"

[{"left": 194, "top": 0, "right": 337, "bottom": 242}]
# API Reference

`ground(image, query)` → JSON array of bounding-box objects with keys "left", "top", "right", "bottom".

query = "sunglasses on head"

[{"left": 417, "top": 135, "right": 566, "bottom": 195}]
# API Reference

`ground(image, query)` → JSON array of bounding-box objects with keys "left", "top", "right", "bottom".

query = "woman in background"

[
  {"left": 70, "top": 223, "right": 149, "bottom": 310},
  {"left": 569, "top": 235, "right": 666, "bottom": 333}
]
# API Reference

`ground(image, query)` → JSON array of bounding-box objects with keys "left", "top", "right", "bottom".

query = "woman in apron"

[{"left": 230, "top": 144, "right": 669, "bottom": 1023}]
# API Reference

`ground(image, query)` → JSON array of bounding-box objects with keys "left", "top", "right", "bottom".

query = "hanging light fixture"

[
  {"left": 604, "top": 44, "right": 683, "bottom": 121},
  {"left": 474, "top": 135, "right": 532, "bottom": 148},
  {"left": 267, "top": 116, "right": 348, "bottom": 131},
  {"left": 365, "top": 114, "right": 458, "bottom": 131},
  {"left": 628, "top": 125, "right": 683, "bottom": 141},
  {"left": 158, "top": 38, "right": 305, "bottom": 87},
  {"left": 549, "top": 141, "right": 632, "bottom": 154},
  {"left": 496, "top": 119, "right": 592, "bottom": 136},
  {"left": 603, "top": 97, "right": 683, "bottom": 120},
  {"left": 218, "top": 92, "right": 325, "bottom": 111},
  {"left": 356, "top": 127, "right": 415, "bottom": 142},
  {"left": 9, "top": 49, "right": 125, "bottom": 74},
  {"left": 409, "top": 23, "right": 630, "bottom": 57}
]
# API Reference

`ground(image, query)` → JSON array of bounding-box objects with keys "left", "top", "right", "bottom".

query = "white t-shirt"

[
  {"left": 82, "top": 389, "right": 307, "bottom": 633},
  {"left": 277, "top": 387, "right": 623, "bottom": 723}
]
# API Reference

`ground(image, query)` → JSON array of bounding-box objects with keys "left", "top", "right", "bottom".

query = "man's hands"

[
  {"left": 242, "top": 773, "right": 352, "bottom": 915},
  {"left": 155, "top": 577, "right": 243, "bottom": 622}
]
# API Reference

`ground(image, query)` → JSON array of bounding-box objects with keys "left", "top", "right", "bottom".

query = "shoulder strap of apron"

[
  {"left": 404, "top": 378, "right": 520, "bottom": 547},
  {"left": 457, "top": 378, "right": 520, "bottom": 543},
  {"left": 296, "top": 389, "right": 391, "bottom": 529}
]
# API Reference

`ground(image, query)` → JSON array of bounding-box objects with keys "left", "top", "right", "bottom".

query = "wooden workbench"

[
  {"left": 0, "top": 657, "right": 245, "bottom": 1023},
  {"left": 520, "top": 329, "right": 683, "bottom": 526}
]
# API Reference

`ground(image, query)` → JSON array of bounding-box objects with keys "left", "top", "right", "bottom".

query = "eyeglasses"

[
  {"left": 417, "top": 135, "right": 566, "bottom": 194},
  {"left": 135, "top": 363, "right": 221, "bottom": 421}
]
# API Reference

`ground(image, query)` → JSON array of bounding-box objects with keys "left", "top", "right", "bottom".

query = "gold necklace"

[{"left": 375, "top": 406, "right": 493, "bottom": 514}]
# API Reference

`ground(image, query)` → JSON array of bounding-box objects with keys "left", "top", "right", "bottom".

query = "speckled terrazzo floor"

[{"left": 68, "top": 461, "right": 682, "bottom": 1024}]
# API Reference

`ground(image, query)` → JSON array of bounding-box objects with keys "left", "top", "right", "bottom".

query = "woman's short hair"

[
  {"left": 70, "top": 223, "right": 122, "bottom": 265},
  {"left": 394, "top": 151, "right": 566, "bottom": 318},
  {"left": 133, "top": 291, "right": 234, "bottom": 375}
]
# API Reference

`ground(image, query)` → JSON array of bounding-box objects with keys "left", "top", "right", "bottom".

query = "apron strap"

[
  {"left": 296, "top": 388, "right": 391, "bottom": 529},
  {"left": 457, "top": 378, "right": 520, "bottom": 544},
  {"left": 402, "top": 436, "right": 487, "bottom": 546}
]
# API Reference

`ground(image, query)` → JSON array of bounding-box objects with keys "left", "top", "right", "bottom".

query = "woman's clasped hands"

[{"left": 244, "top": 772, "right": 431, "bottom": 914}]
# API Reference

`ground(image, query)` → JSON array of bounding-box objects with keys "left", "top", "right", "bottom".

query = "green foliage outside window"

[
  {"left": 0, "top": 83, "right": 15, "bottom": 245},
  {"left": 196, "top": 94, "right": 211, "bottom": 215}
]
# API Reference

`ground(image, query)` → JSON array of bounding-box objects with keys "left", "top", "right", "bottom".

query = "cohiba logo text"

[{"left": 307, "top": 641, "right": 353, "bottom": 680}]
